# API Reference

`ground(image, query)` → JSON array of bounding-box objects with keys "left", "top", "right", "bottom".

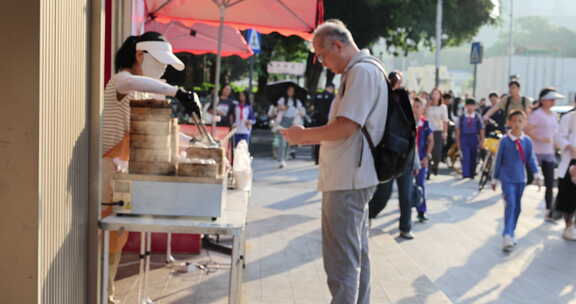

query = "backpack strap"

[
  {"left": 504, "top": 96, "right": 511, "bottom": 117},
  {"left": 338, "top": 57, "right": 390, "bottom": 167}
]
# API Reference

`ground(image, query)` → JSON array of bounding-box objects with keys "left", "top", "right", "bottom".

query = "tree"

[
  {"left": 487, "top": 16, "right": 576, "bottom": 57},
  {"left": 303, "top": 0, "right": 497, "bottom": 92}
]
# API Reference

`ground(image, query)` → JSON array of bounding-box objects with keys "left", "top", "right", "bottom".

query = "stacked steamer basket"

[
  {"left": 129, "top": 101, "right": 178, "bottom": 175},
  {"left": 113, "top": 100, "right": 228, "bottom": 219}
]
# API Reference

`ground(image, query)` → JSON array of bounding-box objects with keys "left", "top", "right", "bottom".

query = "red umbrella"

[
  {"left": 145, "top": 0, "right": 324, "bottom": 130},
  {"left": 145, "top": 20, "right": 253, "bottom": 59},
  {"left": 145, "top": 0, "right": 324, "bottom": 40}
]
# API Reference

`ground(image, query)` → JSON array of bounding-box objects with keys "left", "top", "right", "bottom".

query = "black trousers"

[
  {"left": 368, "top": 166, "right": 413, "bottom": 233},
  {"left": 539, "top": 160, "right": 556, "bottom": 210}
]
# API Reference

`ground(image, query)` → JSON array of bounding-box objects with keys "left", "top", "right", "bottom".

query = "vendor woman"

[{"left": 102, "top": 31, "right": 198, "bottom": 304}]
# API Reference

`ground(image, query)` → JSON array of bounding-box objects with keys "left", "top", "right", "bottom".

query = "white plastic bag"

[{"left": 233, "top": 140, "right": 253, "bottom": 191}]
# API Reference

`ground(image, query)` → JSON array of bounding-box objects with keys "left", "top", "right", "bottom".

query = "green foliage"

[
  {"left": 326, "top": 0, "right": 497, "bottom": 54},
  {"left": 487, "top": 16, "right": 576, "bottom": 57}
]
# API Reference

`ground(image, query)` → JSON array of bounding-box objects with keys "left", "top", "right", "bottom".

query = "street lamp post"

[
  {"left": 435, "top": 0, "right": 443, "bottom": 88},
  {"left": 508, "top": 0, "right": 514, "bottom": 79}
]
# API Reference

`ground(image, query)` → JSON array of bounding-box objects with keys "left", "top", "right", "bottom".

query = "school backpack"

[
  {"left": 342, "top": 58, "right": 416, "bottom": 183},
  {"left": 504, "top": 96, "right": 527, "bottom": 117}
]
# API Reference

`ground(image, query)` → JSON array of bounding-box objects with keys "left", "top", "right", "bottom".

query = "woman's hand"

[{"left": 244, "top": 120, "right": 252, "bottom": 128}]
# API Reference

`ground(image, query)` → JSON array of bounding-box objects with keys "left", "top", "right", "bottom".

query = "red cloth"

[
  {"left": 239, "top": 104, "right": 244, "bottom": 120},
  {"left": 514, "top": 139, "right": 526, "bottom": 163}
]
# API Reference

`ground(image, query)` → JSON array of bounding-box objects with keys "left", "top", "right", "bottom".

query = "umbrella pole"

[{"left": 212, "top": 4, "right": 226, "bottom": 135}]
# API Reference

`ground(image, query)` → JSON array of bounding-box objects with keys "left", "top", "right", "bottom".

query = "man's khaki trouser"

[{"left": 322, "top": 186, "right": 377, "bottom": 304}]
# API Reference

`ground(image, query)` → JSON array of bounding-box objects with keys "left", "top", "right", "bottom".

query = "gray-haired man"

[{"left": 281, "top": 19, "right": 388, "bottom": 304}]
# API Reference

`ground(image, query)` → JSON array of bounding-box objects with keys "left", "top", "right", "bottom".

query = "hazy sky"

[{"left": 478, "top": 0, "right": 576, "bottom": 47}]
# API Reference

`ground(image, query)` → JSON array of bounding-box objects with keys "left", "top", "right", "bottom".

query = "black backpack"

[{"left": 344, "top": 58, "right": 416, "bottom": 183}]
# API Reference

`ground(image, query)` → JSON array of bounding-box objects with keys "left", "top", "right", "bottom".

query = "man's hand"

[
  {"left": 280, "top": 125, "right": 307, "bottom": 145},
  {"left": 540, "top": 137, "right": 552, "bottom": 144}
]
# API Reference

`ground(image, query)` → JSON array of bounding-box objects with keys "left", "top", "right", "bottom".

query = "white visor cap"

[
  {"left": 541, "top": 91, "right": 565, "bottom": 100},
  {"left": 136, "top": 41, "right": 184, "bottom": 71}
]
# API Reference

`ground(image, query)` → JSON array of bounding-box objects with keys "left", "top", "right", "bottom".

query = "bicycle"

[{"left": 478, "top": 124, "right": 503, "bottom": 191}]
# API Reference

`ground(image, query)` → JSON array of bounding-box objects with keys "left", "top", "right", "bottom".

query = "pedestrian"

[
  {"left": 455, "top": 99, "right": 485, "bottom": 179},
  {"left": 425, "top": 88, "right": 449, "bottom": 177},
  {"left": 526, "top": 88, "right": 563, "bottom": 221},
  {"left": 312, "top": 83, "right": 336, "bottom": 164},
  {"left": 492, "top": 110, "right": 542, "bottom": 252},
  {"left": 483, "top": 80, "right": 531, "bottom": 123},
  {"left": 232, "top": 90, "right": 256, "bottom": 147},
  {"left": 553, "top": 97, "right": 576, "bottom": 240},
  {"left": 103, "top": 32, "right": 197, "bottom": 304},
  {"left": 280, "top": 19, "right": 388, "bottom": 304},
  {"left": 478, "top": 98, "right": 488, "bottom": 114},
  {"left": 413, "top": 97, "right": 434, "bottom": 222},
  {"left": 368, "top": 71, "right": 419, "bottom": 239},
  {"left": 442, "top": 93, "right": 455, "bottom": 163},
  {"left": 208, "top": 84, "right": 236, "bottom": 128},
  {"left": 275, "top": 84, "right": 306, "bottom": 168}
]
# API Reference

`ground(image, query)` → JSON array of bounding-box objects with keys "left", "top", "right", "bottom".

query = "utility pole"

[
  {"left": 508, "top": 0, "right": 514, "bottom": 79},
  {"left": 435, "top": 0, "right": 443, "bottom": 88}
]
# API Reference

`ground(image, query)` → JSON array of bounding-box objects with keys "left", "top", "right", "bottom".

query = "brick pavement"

[{"left": 115, "top": 158, "right": 576, "bottom": 304}]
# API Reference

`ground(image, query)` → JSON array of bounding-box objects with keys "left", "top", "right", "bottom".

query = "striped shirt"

[
  {"left": 102, "top": 72, "right": 178, "bottom": 154},
  {"left": 102, "top": 72, "right": 133, "bottom": 154}
]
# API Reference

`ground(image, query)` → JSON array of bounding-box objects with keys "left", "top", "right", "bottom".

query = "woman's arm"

[{"left": 116, "top": 73, "right": 178, "bottom": 96}]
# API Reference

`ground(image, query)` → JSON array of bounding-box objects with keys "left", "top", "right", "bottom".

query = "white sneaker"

[
  {"left": 502, "top": 235, "right": 514, "bottom": 252},
  {"left": 278, "top": 161, "right": 287, "bottom": 169},
  {"left": 562, "top": 228, "right": 576, "bottom": 241}
]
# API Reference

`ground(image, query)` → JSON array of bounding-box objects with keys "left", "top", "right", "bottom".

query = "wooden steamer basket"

[{"left": 129, "top": 100, "right": 178, "bottom": 175}]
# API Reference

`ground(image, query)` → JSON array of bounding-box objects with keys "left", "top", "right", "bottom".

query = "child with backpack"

[
  {"left": 456, "top": 99, "right": 485, "bottom": 179},
  {"left": 413, "top": 97, "right": 434, "bottom": 222},
  {"left": 492, "top": 110, "right": 541, "bottom": 252}
]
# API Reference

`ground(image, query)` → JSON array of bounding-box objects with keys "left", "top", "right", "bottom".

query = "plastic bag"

[{"left": 233, "top": 140, "right": 253, "bottom": 191}]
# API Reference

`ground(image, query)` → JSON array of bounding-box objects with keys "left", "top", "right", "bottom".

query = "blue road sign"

[
  {"left": 470, "top": 42, "right": 483, "bottom": 64},
  {"left": 246, "top": 29, "right": 261, "bottom": 54}
]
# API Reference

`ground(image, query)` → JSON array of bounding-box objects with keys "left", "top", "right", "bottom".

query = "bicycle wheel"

[{"left": 478, "top": 154, "right": 493, "bottom": 191}]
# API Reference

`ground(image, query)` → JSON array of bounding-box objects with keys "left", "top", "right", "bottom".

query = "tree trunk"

[
  {"left": 325, "top": 70, "right": 335, "bottom": 87},
  {"left": 304, "top": 52, "right": 323, "bottom": 94},
  {"left": 255, "top": 34, "right": 280, "bottom": 106}
]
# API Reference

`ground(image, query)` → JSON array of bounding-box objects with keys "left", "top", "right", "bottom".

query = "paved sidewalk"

[{"left": 116, "top": 158, "right": 576, "bottom": 304}]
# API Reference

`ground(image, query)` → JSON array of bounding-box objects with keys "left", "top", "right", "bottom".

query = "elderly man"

[{"left": 281, "top": 19, "right": 388, "bottom": 304}]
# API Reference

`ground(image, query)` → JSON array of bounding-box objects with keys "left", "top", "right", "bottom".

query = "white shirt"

[
  {"left": 555, "top": 111, "right": 576, "bottom": 178},
  {"left": 277, "top": 97, "right": 303, "bottom": 118},
  {"left": 426, "top": 104, "right": 449, "bottom": 131},
  {"left": 233, "top": 104, "right": 255, "bottom": 135},
  {"left": 318, "top": 50, "right": 388, "bottom": 192}
]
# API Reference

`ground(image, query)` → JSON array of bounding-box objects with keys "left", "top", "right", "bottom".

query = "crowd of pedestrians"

[{"left": 272, "top": 19, "right": 576, "bottom": 304}]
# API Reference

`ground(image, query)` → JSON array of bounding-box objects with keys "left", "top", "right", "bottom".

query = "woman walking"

[
  {"left": 554, "top": 97, "right": 576, "bottom": 240},
  {"left": 275, "top": 85, "right": 305, "bottom": 168},
  {"left": 425, "top": 88, "right": 449, "bottom": 177},
  {"left": 526, "top": 88, "right": 562, "bottom": 221}
]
